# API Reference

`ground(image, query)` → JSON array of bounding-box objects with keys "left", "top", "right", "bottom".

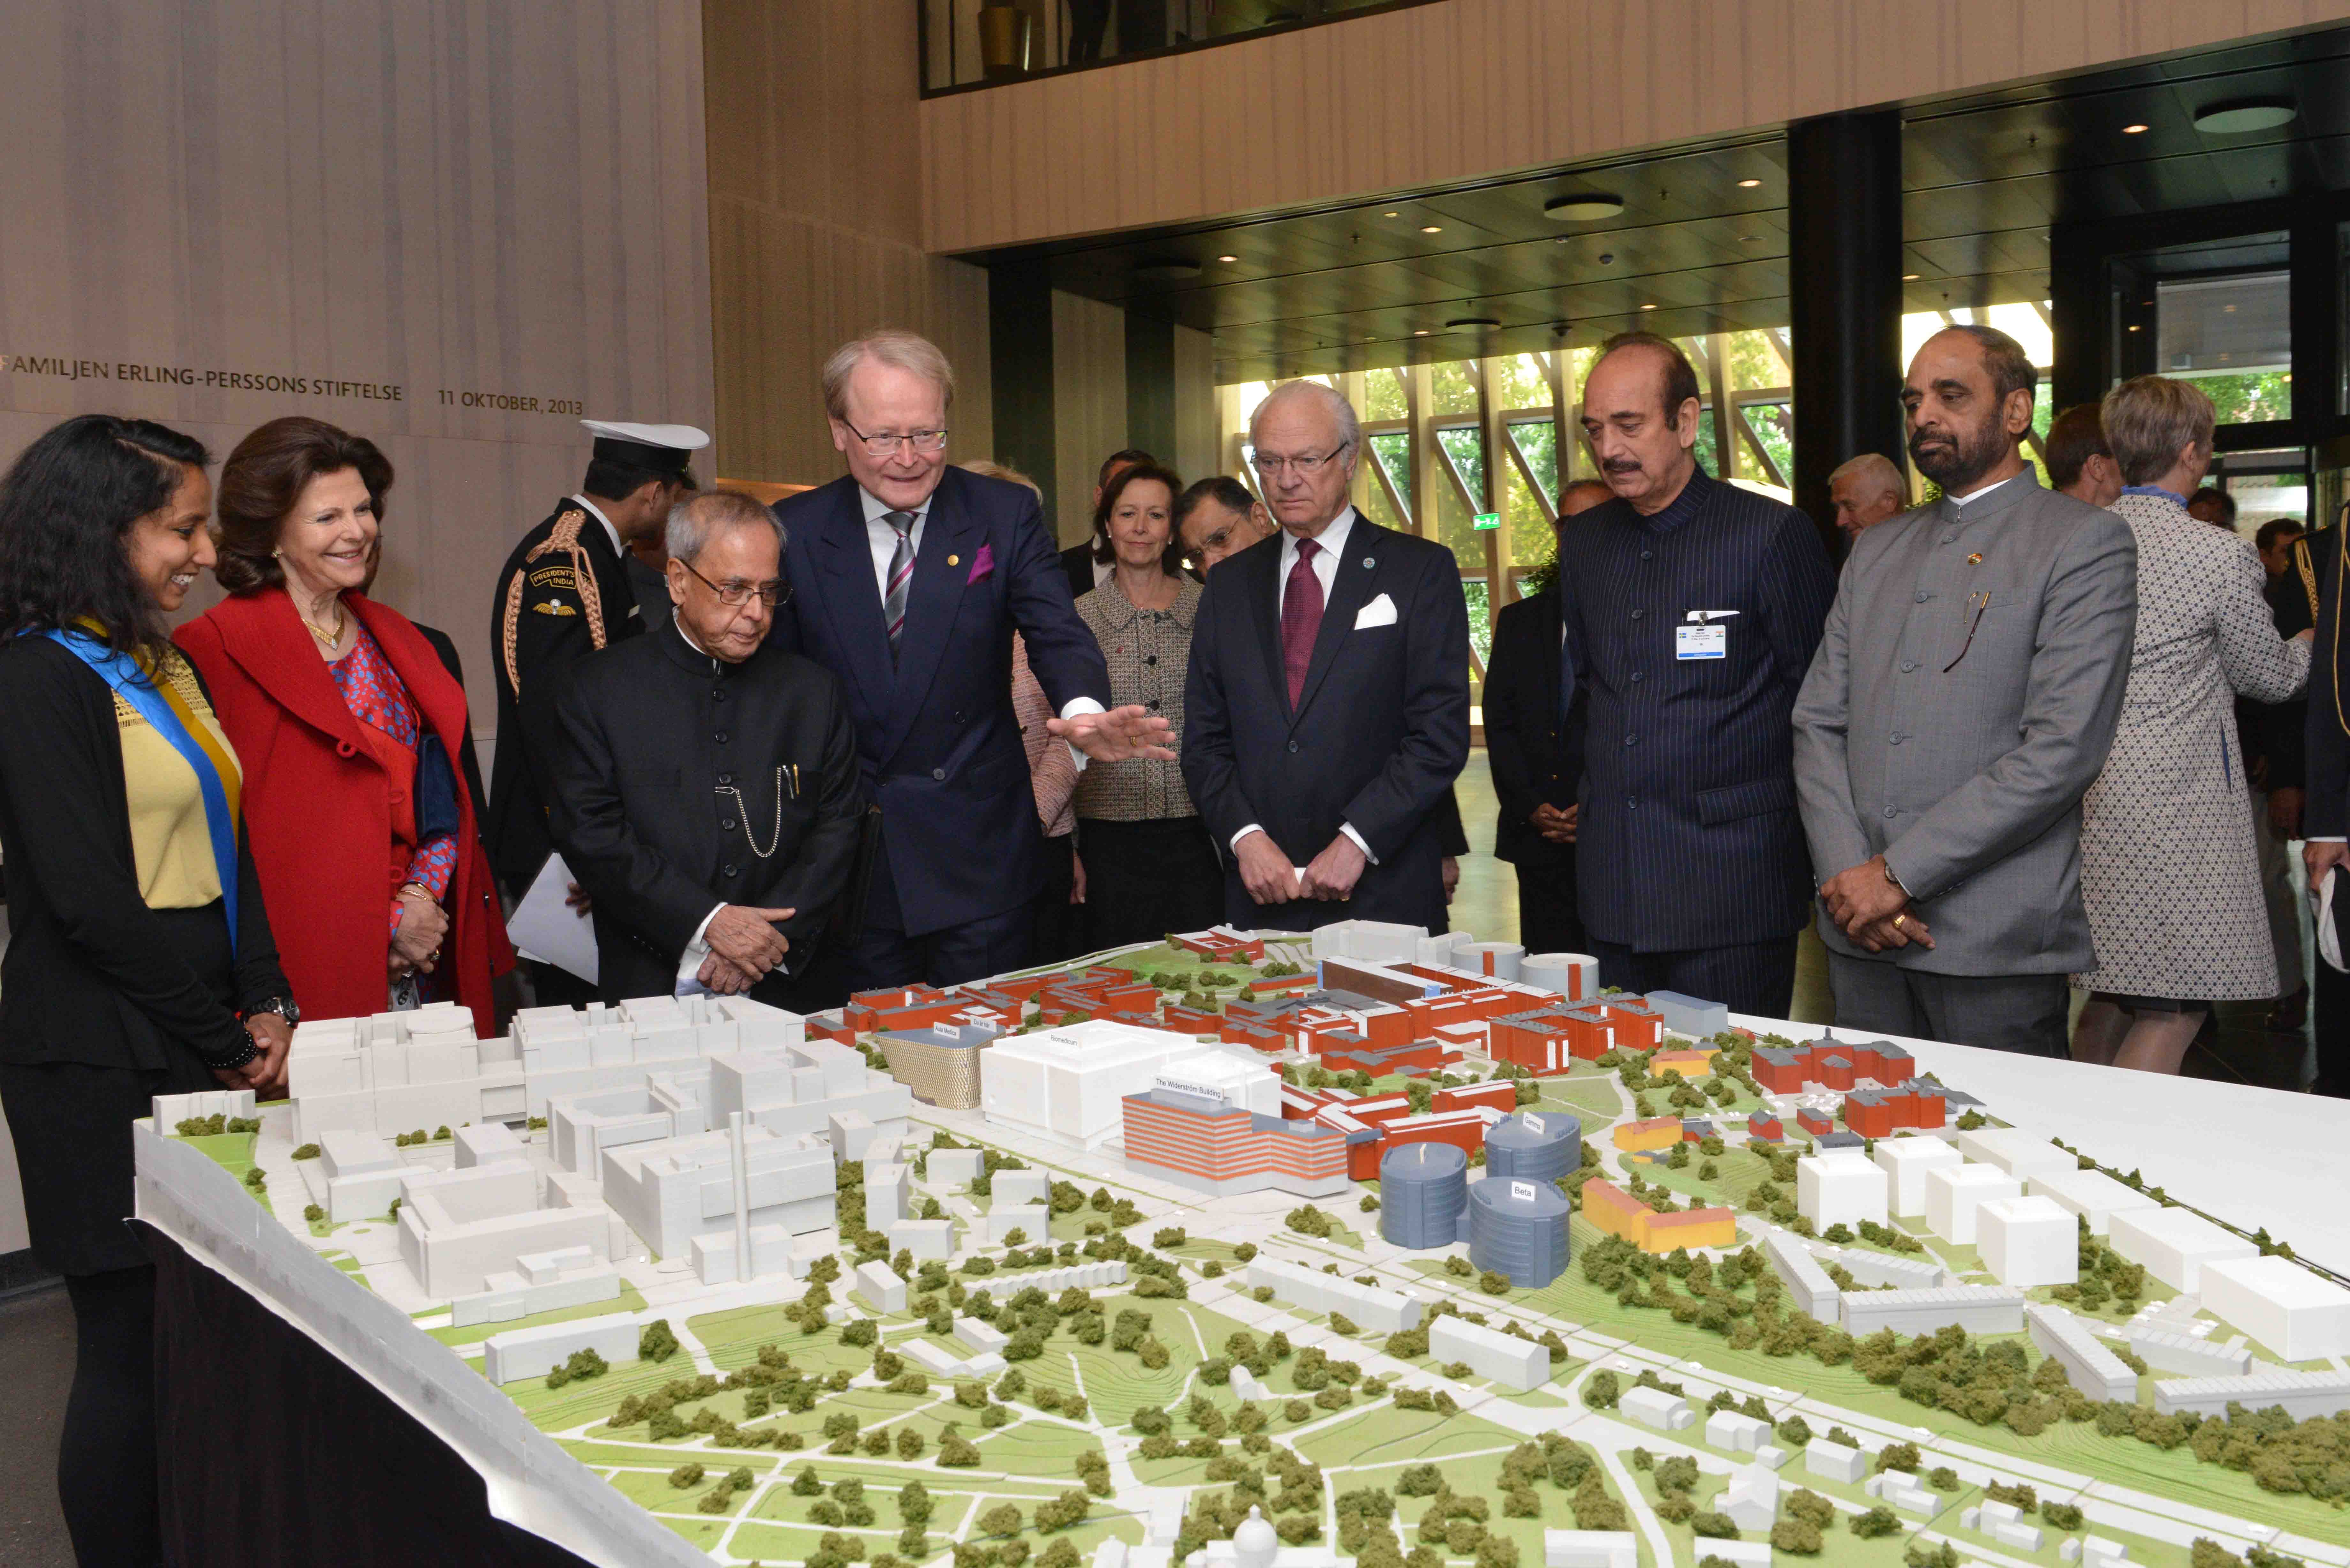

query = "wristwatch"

[
  {"left": 1882, "top": 860, "right": 1912, "bottom": 898},
  {"left": 243, "top": 996, "right": 302, "bottom": 1029}
]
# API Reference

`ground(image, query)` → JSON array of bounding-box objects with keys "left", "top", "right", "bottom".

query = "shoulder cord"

[{"left": 500, "top": 509, "right": 609, "bottom": 697}]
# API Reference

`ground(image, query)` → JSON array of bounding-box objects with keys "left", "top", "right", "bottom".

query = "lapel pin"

[
  {"left": 948, "top": 554, "right": 959, "bottom": 567},
  {"left": 1362, "top": 556, "right": 1375, "bottom": 569},
  {"left": 1967, "top": 552, "right": 1983, "bottom": 564}
]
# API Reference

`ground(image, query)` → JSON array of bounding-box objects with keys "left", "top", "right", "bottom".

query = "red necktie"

[{"left": 1282, "top": 537, "right": 1324, "bottom": 707}]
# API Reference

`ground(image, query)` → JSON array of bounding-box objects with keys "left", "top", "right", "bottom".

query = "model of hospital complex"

[{"left": 145, "top": 916, "right": 2350, "bottom": 1567}]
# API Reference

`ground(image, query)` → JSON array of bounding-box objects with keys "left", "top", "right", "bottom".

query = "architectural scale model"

[{"left": 140, "top": 918, "right": 2350, "bottom": 1568}]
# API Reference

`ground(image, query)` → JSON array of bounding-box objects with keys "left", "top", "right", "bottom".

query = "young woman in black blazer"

[{"left": 0, "top": 414, "right": 294, "bottom": 1566}]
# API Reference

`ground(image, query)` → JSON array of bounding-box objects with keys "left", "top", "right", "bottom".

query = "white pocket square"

[{"left": 1353, "top": 593, "right": 1398, "bottom": 630}]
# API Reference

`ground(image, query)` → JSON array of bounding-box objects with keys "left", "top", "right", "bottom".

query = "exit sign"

[{"left": 1472, "top": 512, "right": 1500, "bottom": 531}]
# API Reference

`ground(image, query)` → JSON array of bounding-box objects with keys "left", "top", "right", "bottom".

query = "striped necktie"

[{"left": 883, "top": 509, "right": 917, "bottom": 660}]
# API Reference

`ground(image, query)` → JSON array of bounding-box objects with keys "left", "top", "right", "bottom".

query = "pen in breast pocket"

[{"left": 1944, "top": 591, "right": 1991, "bottom": 674}]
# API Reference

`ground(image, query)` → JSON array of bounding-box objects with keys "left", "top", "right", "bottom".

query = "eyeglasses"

[
  {"left": 1251, "top": 445, "right": 1352, "bottom": 479},
  {"left": 681, "top": 558, "right": 790, "bottom": 608},
  {"left": 840, "top": 418, "right": 949, "bottom": 458}
]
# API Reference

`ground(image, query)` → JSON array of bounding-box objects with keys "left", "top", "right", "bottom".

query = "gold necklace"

[{"left": 301, "top": 600, "right": 347, "bottom": 649}]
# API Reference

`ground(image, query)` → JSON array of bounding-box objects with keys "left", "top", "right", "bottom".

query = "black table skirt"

[{"left": 143, "top": 1222, "right": 594, "bottom": 1568}]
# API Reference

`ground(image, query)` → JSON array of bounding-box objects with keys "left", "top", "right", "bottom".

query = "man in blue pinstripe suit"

[{"left": 1557, "top": 333, "right": 1837, "bottom": 1015}]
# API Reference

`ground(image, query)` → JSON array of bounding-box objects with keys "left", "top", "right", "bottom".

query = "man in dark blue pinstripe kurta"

[{"left": 1558, "top": 333, "right": 1837, "bottom": 1016}]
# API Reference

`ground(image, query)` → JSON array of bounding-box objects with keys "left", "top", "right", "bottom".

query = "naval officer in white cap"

[{"left": 488, "top": 419, "right": 707, "bottom": 1003}]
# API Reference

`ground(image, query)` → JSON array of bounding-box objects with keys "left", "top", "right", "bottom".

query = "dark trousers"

[
  {"left": 1826, "top": 951, "right": 2069, "bottom": 1057},
  {"left": 1079, "top": 816, "right": 1225, "bottom": 954},
  {"left": 1591, "top": 934, "right": 1797, "bottom": 1018},
  {"left": 62, "top": 1266, "right": 161, "bottom": 1565},
  {"left": 1029, "top": 833, "right": 1083, "bottom": 967},
  {"left": 1510, "top": 860, "right": 1585, "bottom": 957},
  {"left": 520, "top": 958, "right": 599, "bottom": 1011},
  {"left": 846, "top": 835, "right": 1033, "bottom": 991},
  {"left": 2316, "top": 909, "right": 2350, "bottom": 1096}
]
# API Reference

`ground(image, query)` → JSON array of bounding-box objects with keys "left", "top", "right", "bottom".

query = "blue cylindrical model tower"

[
  {"left": 1377, "top": 1141, "right": 1468, "bottom": 1250},
  {"left": 1483, "top": 1111, "right": 1581, "bottom": 1185},
  {"left": 1467, "top": 1175, "right": 1572, "bottom": 1287}
]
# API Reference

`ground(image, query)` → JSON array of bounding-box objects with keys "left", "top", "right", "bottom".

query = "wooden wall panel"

[
  {"left": 0, "top": 0, "right": 714, "bottom": 742},
  {"left": 704, "top": 0, "right": 993, "bottom": 488},
  {"left": 921, "top": 0, "right": 2350, "bottom": 253},
  {"left": 1051, "top": 289, "right": 1129, "bottom": 545},
  {"left": 1173, "top": 324, "right": 1221, "bottom": 486}
]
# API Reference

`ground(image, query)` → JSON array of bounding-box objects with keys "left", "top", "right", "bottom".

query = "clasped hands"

[
  {"left": 695, "top": 903, "right": 797, "bottom": 995},
  {"left": 1531, "top": 803, "right": 1577, "bottom": 845},
  {"left": 217, "top": 1012, "right": 293, "bottom": 1095},
  {"left": 388, "top": 884, "right": 449, "bottom": 979},
  {"left": 1818, "top": 853, "right": 1934, "bottom": 953},
  {"left": 1236, "top": 830, "right": 1366, "bottom": 906},
  {"left": 1045, "top": 704, "right": 1175, "bottom": 762}
]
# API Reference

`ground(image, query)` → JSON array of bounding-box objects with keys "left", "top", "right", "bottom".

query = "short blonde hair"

[
  {"left": 822, "top": 330, "right": 955, "bottom": 422},
  {"left": 960, "top": 459, "right": 1042, "bottom": 502},
  {"left": 2101, "top": 375, "right": 2214, "bottom": 487}
]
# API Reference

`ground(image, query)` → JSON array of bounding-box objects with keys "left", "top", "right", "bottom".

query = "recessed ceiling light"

[
  {"left": 1420, "top": 224, "right": 1443, "bottom": 233},
  {"left": 1216, "top": 254, "right": 1238, "bottom": 263},
  {"left": 1597, "top": 253, "right": 1614, "bottom": 265},
  {"left": 2121, "top": 123, "right": 2149, "bottom": 134},
  {"left": 1737, "top": 178, "right": 1762, "bottom": 188},
  {"left": 2194, "top": 98, "right": 2296, "bottom": 133},
  {"left": 1739, "top": 234, "right": 1762, "bottom": 243},
  {"left": 1639, "top": 303, "right": 1656, "bottom": 311},
  {"left": 1902, "top": 273, "right": 1921, "bottom": 281},
  {"left": 1545, "top": 193, "right": 1626, "bottom": 222},
  {"left": 2127, "top": 323, "right": 2142, "bottom": 332},
  {"left": 1383, "top": 210, "right": 1400, "bottom": 217},
  {"left": 1445, "top": 316, "right": 1502, "bottom": 329},
  {"left": 1413, "top": 329, "right": 1430, "bottom": 336}
]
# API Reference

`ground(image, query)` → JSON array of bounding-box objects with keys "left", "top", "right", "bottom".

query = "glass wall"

[
  {"left": 921, "top": 0, "right": 1428, "bottom": 93},
  {"left": 1217, "top": 308, "right": 2052, "bottom": 706}
]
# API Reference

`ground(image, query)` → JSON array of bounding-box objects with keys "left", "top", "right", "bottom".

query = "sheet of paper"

[{"left": 507, "top": 854, "right": 597, "bottom": 986}]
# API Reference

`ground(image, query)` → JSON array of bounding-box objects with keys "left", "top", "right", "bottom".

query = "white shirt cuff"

[
  {"left": 1058, "top": 696, "right": 1106, "bottom": 771},
  {"left": 2312, "top": 836, "right": 2347, "bottom": 843},
  {"left": 1232, "top": 824, "right": 1263, "bottom": 852},
  {"left": 676, "top": 903, "right": 726, "bottom": 992},
  {"left": 1340, "top": 822, "right": 1378, "bottom": 865}
]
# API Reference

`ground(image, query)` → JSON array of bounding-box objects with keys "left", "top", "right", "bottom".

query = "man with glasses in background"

[
  {"left": 547, "top": 491, "right": 865, "bottom": 1006},
  {"left": 1183, "top": 380, "right": 1470, "bottom": 933},
  {"left": 770, "top": 330, "right": 1167, "bottom": 993}
]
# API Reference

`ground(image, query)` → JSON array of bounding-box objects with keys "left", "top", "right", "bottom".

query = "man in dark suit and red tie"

[
  {"left": 1182, "top": 381, "right": 1471, "bottom": 932},
  {"left": 771, "top": 331, "right": 1170, "bottom": 992}
]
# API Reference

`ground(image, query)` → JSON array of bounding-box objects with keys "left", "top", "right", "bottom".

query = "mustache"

[{"left": 1602, "top": 458, "right": 1642, "bottom": 473}]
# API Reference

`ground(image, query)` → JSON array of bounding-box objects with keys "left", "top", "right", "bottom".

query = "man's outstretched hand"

[{"left": 1049, "top": 704, "right": 1176, "bottom": 762}]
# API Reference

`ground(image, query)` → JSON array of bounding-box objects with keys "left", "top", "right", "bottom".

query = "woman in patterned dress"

[
  {"left": 2071, "top": 376, "right": 2311, "bottom": 1072},
  {"left": 177, "top": 418, "right": 511, "bottom": 1033}
]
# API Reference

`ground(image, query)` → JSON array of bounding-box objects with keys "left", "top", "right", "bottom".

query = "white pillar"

[{"left": 729, "top": 1110, "right": 751, "bottom": 1283}]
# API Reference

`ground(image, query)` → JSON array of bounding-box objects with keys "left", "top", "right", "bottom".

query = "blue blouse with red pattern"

[{"left": 330, "top": 625, "right": 457, "bottom": 936}]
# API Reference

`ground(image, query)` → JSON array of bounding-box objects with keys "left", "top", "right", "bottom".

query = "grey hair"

[
  {"left": 2102, "top": 375, "right": 2217, "bottom": 487},
  {"left": 1249, "top": 379, "right": 1361, "bottom": 456},
  {"left": 822, "top": 329, "right": 956, "bottom": 422},
  {"left": 1935, "top": 322, "right": 2037, "bottom": 405},
  {"left": 959, "top": 458, "right": 1043, "bottom": 502},
  {"left": 1828, "top": 452, "right": 1906, "bottom": 505},
  {"left": 666, "top": 489, "right": 785, "bottom": 565}
]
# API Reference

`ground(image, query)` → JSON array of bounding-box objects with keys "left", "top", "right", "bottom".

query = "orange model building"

[
  {"left": 1612, "top": 1115, "right": 1681, "bottom": 1153},
  {"left": 1580, "top": 1178, "right": 1737, "bottom": 1252},
  {"left": 1652, "top": 1045, "right": 1720, "bottom": 1078}
]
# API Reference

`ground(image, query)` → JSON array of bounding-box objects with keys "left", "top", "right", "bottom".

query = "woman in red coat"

[{"left": 176, "top": 417, "right": 512, "bottom": 1034}]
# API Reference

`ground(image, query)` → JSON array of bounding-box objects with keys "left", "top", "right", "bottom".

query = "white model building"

[
  {"left": 2151, "top": 1368, "right": 2350, "bottom": 1419},
  {"left": 866, "top": 1161, "right": 911, "bottom": 1227},
  {"left": 1804, "top": 1437, "right": 1868, "bottom": 1484},
  {"left": 1151, "top": 1050, "right": 1282, "bottom": 1118},
  {"left": 2197, "top": 1255, "right": 2350, "bottom": 1361},
  {"left": 598, "top": 1123, "right": 834, "bottom": 1264},
  {"left": 2122, "top": 1323, "right": 2253, "bottom": 1377},
  {"left": 1618, "top": 1385, "right": 1693, "bottom": 1431},
  {"left": 287, "top": 1004, "right": 522, "bottom": 1141},
  {"left": 1765, "top": 1230, "right": 1841, "bottom": 1320},
  {"left": 982, "top": 1020, "right": 1227, "bottom": 1151},
  {"left": 396, "top": 1158, "right": 616, "bottom": 1299},
  {"left": 516, "top": 993, "right": 805, "bottom": 1114},
  {"left": 1243, "top": 1258, "right": 1422, "bottom": 1333},
  {"left": 979, "top": 1203, "right": 1050, "bottom": 1245},
  {"left": 1645, "top": 990, "right": 1728, "bottom": 1040},
  {"left": 154, "top": 1086, "right": 258, "bottom": 1127},
  {"left": 1797, "top": 1150, "right": 1888, "bottom": 1229},
  {"left": 2107, "top": 1206, "right": 2259, "bottom": 1292},
  {"left": 1839, "top": 1284, "right": 2026, "bottom": 1336},
  {"left": 1519, "top": 954, "right": 1600, "bottom": 1001},
  {"left": 1965, "top": 1500, "right": 2045, "bottom": 1552},
  {"left": 1705, "top": 1410, "right": 1771, "bottom": 1452},
  {"left": 1952, "top": 1126, "right": 2077, "bottom": 1183},
  {"left": 1864, "top": 1470, "right": 1944, "bottom": 1516},
  {"left": 1718, "top": 1465, "right": 1780, "bottom": 1530},
  {"left": 1428, "top": 1314, "right": 1547, "bottom": 1391},
  {"left": 546, "top": 1071, "right": 709, "bottom": 1175},
  {"left": 929, "top": 1148, "right": 984, "bottom": 1185},
  {"left": 855, "top": 1260, "right": 907, "bottom": 1313},
  {"left": 2026, "top": 1303, "right": 2137, "bottom": 1401},
  {"left": 993, "top": 1168, "right": 1052, "bottom": 1207},
  {"left": 1978, "top": 1195, "right": 2078, "bottom": 1288},
  {"left": 1811, "top": 1242, "right": 1945, "bottom": 1290},
  {"left": 1309, "top": 919, "right": 1429, "bottom": 964},
  {"left": 480, "top": 1310, "right": 641, "bottom": 1385},
  {"left": 1873, "top": 1136, "right": 1962, "bottom": 1216},
  {"left": 1924, "top": 1162, "right": 2023, "bottom": 1244},
  {"left": 1543, "top": 1532, "right": 1636, "bottom": 1568},
  {"left": 315, "top": 1130, "right": 406, "bottom": 1221},
  {"left": 705, "top": 1039, "right": 911, "bottom": 1143},
  {"left": 450, "top": 1244, "right": 623, "bottom": 1329},
  {"left": 2023, "top": 1166, "right": 2160, "bottom": 1236}
]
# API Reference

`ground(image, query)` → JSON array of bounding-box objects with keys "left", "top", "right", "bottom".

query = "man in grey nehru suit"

[{"left": 1792, "top": 324, "right": 2137, "bottom": 1056}]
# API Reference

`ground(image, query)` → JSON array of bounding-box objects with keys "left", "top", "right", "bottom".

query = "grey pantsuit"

[
  {"left": 2073, "top": 491, "right": 2309, "bottom": 1002},
  {"left": 1793, "top": 469, "right": 2138, "bottom": 1052}
]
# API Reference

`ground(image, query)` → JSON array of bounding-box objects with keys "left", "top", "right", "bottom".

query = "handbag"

[{"left": 414, "top": 732, "right": 464, "bottom": 843}]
